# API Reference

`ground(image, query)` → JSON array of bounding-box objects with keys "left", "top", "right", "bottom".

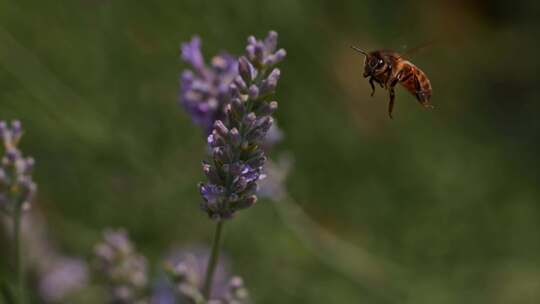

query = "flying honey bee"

[{"left": 351, "top": 46, "right": 433, "bottom": 119}]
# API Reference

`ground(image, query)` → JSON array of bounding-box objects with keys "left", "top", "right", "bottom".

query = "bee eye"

[
  {"left": 378, "top": 59, "right": 383, "bottom": 65},
  {"left": 370, "top": 59, "right": 378, "bottom": 67}
]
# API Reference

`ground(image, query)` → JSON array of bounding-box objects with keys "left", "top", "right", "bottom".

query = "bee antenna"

[{"left": 350, "top": 46, "right": 367, "bottom": 56}]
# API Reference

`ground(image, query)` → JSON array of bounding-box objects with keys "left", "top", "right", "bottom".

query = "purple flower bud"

[
  {"left": 11, "top": 120, "right": 22, "bottom": 137},
  {"left": 209, "top": 131, "right": 227, "bottom": 148},
  {"left": 245, "top": 45, "right": 256, "bottom": 61},
  {"left": 20, "top": 175, "right": 36, "bottom": 190},
  {"left": 260, "top": 68, "right": 281, "bottom": 96},
  {"left": 264, "top": 31, "right": 278, "bottom": 53},
  {"left": 95, "top": 244, "right": 114, "bottom": 262},
  {"left": 253, "top": 42, "right": 265, "bottom": 64},
  {"left": 267, "top": 68, "right": 281, "bottom": 83},
  {"left": 202, "top": 161, "right": 211, "bottom": 173},
  {"left": 257, "top": 116, "right": 273, "bottom": 132},
  {"left": 213, "top": 120, "right": 229, "bottom": 137},
  {"left": 240, "top": 165, "right": 260, "bottom": 183},
  {"left": 275, "top": 49, "right": 287, "bottom": 61},
  {"left": 228, "top": 83, "right": 240, "bottom": 99},
  {"left": 269, "top": 101, "right": 278, "bottom": 110},
  {"left": 234, "top": 177, "right": 248, "bottom": 193},
  {"left": 200, "top": 183, "right": 226, "bottom": 211},
  {"left": 244, "top": 116, "right": 273, "bottom": 143},
  {"left": 25, "top": 157, "right": 35, "bottom": 173},
  {"left": 265, "top": 48, "right": 287, "bottom": 66},
  {"left": 229, "top": 128, "right": 241, "bottom": 147},
  {"left": 244, "top": 113, "right": 257, "bottom": 126},
  {"left": 258, "top": 101, "right": 278, "bottom": 116},
  {"left": 231, "top": 98, "right": 244, "bottom": 116},
  {"left": 6, "top": 147, "right": 19, "bottom": 162},
  {"left": 227, "top": 275, "right": 250, "bottom": 301},
  {"left": 212, "top": 147, "right": 227, "bottom": 163},
  {"left": 202, "top": 161, "right": 221, "bottom": 185},
  {"left": 181, "top": 70, "right": 194, "bottom": 85},
  {"left": 15, "top": 157, "right": 33, "bottom": 176},
  {"left": 233, "top": 76, "right": 247, "bottom": 91},
  {"left": 247, "top": 36, "right": 257, "bottom": 45},
  {"left": 238, "top": 57, "right": 254, "bottom": 82},
  {"left": 103, "top": 229, "right": 132, "bottom": 254},
  {"left": 248, "top": 85, "right": 259, "bottom": 100},
  {"left": 207, "top": 133, "right": 215, "bottom": 146},
  {"left": 229, "top": 276, "right": 244, "bottom": 290}
]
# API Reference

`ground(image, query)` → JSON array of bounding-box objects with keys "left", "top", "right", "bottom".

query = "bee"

[{"left": 351, "top": 46, "right": 433, "bottom": 119}]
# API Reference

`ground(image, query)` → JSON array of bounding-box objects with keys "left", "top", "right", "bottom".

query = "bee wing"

[{"left": 403, "top": 40, "right": 437, "bottom": 58}]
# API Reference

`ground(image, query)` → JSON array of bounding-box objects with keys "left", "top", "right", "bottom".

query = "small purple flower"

[
  {"left": 179, "top": 37, "right": 238, "bottom": 133},
  {"left": 196, "top": 31, "right": 286, "bottom": 220},
  {"left": 0, "top": 120, "right": 37, "bottom": 214}
]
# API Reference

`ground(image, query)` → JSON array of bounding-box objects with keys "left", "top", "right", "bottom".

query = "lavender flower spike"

[
  {"left": 0, "top": 120, "right": 37, "bottom": 214},
  {"left": 199, "top": 31, "right": 286, "bottom": 220},
  {"left": 1, "top": 120, "right": 37, "bottom": 303},
  {"left": 179, "top": 37, "right": 238, "bottom": 133},
  {"left": 165, "top": 246, "right": 250, "bottom": 304},
  {"left": 94, "top": 229, "right": 149, "bottom": 304}
]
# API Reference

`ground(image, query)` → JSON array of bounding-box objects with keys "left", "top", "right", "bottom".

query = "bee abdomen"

[{"left": 400, "top": 68, "right": 432, "bottom": 104}]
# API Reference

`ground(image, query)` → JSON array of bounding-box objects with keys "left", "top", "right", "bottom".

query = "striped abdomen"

[{"left": 399, "top": 61, "right": 432, "bottom": 106}]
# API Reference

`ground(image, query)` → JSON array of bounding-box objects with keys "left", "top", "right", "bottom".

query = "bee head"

[
  {"left": 365, "top": 55, "right": 386, "bottom": 77},
  {"left": 350, "top": 46, "right": 387, "bottom": 78}
]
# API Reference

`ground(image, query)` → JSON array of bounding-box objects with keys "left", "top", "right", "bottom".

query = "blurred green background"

[{"left": 1, "top": 0, "right": 540, "bottom": 303}]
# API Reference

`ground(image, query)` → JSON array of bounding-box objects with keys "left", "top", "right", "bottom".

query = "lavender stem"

[
  {"left": 202, "top": 220, "right": 224, "bottom": 299},
  {"left": 13, "top": 204, "right": 24, "bottom": 304}
]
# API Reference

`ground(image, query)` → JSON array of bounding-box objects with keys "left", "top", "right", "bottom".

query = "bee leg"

[
  {"left": 369, "top": 77, "right": 376, "bottom": 96},
  {"left": 388, "top": 87, "right": 395, "bottom": 119},
  {"left": 388, "top": 71, "right": 402, "bottom": 88},
  {"left": 384, "top": 64, "right": 393, "bottom": 89}
]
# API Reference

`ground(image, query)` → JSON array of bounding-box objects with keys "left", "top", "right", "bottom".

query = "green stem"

[
  {"left": 13, "top": 205, "right": 24, "bottom": 304},
  {"left": 202, "top": 220, "right": 224, "bottom": 300}
]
